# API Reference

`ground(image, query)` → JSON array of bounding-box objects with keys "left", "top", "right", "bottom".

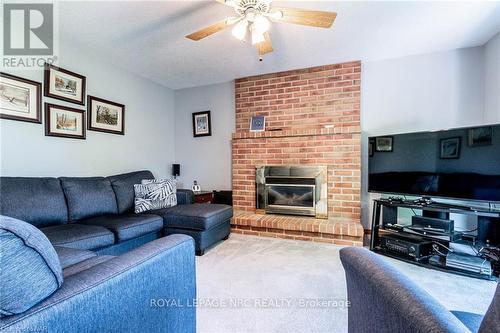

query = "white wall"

[
  {"left": 484, "top": 32, "right": 500, "bottom": 123},
  {"left": 0, "top": 43, "right": 175, "bottom": 178},
  {"left": 173, "top": 82, "right": 235, "bottom": 191}
]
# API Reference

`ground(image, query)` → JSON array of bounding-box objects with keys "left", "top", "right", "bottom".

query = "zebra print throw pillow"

[{"left": 134, "top": 179, "right": 177, "bottom": 213}]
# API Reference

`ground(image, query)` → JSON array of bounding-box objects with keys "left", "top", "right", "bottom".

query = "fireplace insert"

[
  {"left": 266, "top": 180, "right": 316, "bottom": 216},
  {"left": 256, "top": 166, "right": 328, "bottom": 218}
]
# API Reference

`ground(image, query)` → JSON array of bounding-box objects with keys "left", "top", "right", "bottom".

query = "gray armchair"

[{"left": 340, "top": 247, "right": 499, "bottom": 333}]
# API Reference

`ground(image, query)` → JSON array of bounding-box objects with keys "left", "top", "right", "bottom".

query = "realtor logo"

[{"left": 3, "top": 3, "right": 53, "bottom": 56}]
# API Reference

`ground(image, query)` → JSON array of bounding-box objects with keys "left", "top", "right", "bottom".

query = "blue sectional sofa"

[
  {"left": 340, "top": 247, "right": 499, "bottom": 333},
  {"left": 0, "top": 170, "right": 233, "bottom": 255},
  {"left": 0, "top": 170, "right": 233, "bottom": 331}
]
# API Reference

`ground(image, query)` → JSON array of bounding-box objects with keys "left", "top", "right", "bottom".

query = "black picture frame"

[
  {"left": 87, "top": 95, "right": 125, "bottom": 135},
  {"left": 440, "top": 137, "right": 461, "bottom": 159},
  {"left": 45, "top": 103, "right": 86, "bottom": 140},
  {"left": 375, "top": 136, "right": 393, "bottom": 152},
  {"left": 44, "top": 64, "right": 86, "bottom": 105},
  {"left": 0, "top": 72, "right": 42, "bottom": 124},
  {"left": 192, "top": 111, "right": 211, "bottom": 137}
]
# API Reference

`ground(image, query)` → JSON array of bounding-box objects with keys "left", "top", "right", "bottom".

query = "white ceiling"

[{"left": 59, "top": 1, "right": 500, "bottom": 90}]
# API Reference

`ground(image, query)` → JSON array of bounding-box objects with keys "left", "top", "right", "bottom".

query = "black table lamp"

[{"left": 172, "top": 164, "right": 180, "bottom": 177}]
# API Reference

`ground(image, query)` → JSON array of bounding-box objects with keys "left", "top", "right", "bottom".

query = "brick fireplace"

[{"left": 231, "top": 61, "right": 363, "bottom": 246}]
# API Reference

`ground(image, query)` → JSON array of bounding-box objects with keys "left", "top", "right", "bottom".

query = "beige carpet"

[{"left": 196, "top": 234, "right": 497, "bottom": 333}]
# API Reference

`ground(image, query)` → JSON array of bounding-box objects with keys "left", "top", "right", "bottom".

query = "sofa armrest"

[
  {"left": 177, "top": 189, "right": 195, "bottom": 205},
  {"left": 1, "top": 235, "right": 196, "bottom": 333},
  {"left": 340, "top": 247, "right": 470, "bottom": 333}
]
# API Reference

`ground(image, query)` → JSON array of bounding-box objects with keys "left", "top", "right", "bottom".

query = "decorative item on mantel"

[{"left": 250, "top": 115, "right": 265, "bottom": 132}]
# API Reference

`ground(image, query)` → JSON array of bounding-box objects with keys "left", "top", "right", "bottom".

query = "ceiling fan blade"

[
  {"left": 256, "top": 32, "right": 273, "bottom": 56},
  {"left": 270, "top": 7, "right": 337, "bottom": 28},
  {"left": 186, "top": 19, "right": 231, "bottom": 41}
]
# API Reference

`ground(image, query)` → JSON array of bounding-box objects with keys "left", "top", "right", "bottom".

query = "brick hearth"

[
  {"left": 231, "top": 61, "right": 362, "bottom": 245},
  {"left": 231, "top": 211, "right": 364, "bottom": 246}
]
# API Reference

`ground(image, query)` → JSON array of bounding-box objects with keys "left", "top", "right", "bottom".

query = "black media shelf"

[{"left": 370, "top": 198, "right": 499, "bottom": 281}]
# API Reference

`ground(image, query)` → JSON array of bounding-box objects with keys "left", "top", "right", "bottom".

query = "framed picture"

[
  {"left": 440, "top": 137, "right": 460, "bottom": 159},
  {"left": 44, "top": 64, "right": 86, "bottom": 105},
  {"left": 45, "top": 103, "right": 85, "bottom": 139},
  {"left": 87, "top": 95, "right": 125, "bottom": 135},
  {"left": 369, "top": 140, "right": 374, "bottom": 157},
  {"left": 192, "top": 111, "right": 211, "bottom": 137},
  {"left": 0, "top": 72, "right": 41, "bottom": 123},
  {"left": 375, "top": 136, "right": 393, "bottom": 152},
  {"left": 250, "top": 115, "right": 266, "bottom": 132},
  {"left": 468, "top": 127, "right": 492, "bottom": 147}
]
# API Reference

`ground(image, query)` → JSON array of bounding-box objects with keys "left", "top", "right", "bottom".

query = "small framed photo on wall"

[
  {"left": 0, "top": 72, "right": 41, "bottom": 123},
  {"left": 87, "top": 95, "right": 125, "bottom": 135},
  {"left": 250, "top": 115, "right": 265, "bottom": 132},
  {"left": 45, "top": 103, "right": 85, "bottom": 139},
  {"left": 192, "top": 111, "right": 211, "bottom": 137},
  {"left": 44, "top": 64, "right": 86, "bottom": 105}
]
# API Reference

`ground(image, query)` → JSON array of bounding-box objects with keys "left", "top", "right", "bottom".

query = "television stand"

[{"left": 370, "top": 198, "right": 499, "bottom": 280}]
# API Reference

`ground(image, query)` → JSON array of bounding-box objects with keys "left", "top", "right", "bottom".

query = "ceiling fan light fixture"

[
  {"left": 253, "top": 14, "right": 270, "bottom": 34},
  {"left": 232, "top": 19, "right": 248, "bottom": 40},
  {"left": 251, "top": 28, "right": 265, "bottom": 45}
]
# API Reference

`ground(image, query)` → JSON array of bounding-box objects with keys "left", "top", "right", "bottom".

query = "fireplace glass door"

[{"left": 265, "top": 184, "right": 315, "bottom": 216}]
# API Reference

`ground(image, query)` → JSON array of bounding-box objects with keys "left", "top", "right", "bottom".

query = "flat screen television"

[{"left": 368, "top": 124, "right": 500, "bottom": 203}]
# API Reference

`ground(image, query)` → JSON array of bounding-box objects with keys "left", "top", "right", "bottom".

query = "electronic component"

[
  {"left": 379, "top": 234, "right": 433, "bottom": 261},
  {"left": 446, "top": 252, "right": 492, "bottom": 276}
]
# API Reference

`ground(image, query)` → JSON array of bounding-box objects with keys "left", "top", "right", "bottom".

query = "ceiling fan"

[{"left": 186, "top": 0, "right": 337, "bottom": 60}]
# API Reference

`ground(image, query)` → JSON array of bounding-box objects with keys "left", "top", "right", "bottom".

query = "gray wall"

[
  {"left": 0, "top": 42, "right": 175, "bottom": 178},
  {"left": 484, "top": 32, "right": 500, "bottom": 123},
  {"left": 173, "top": 82, "right": 235, "bottom": 191}
]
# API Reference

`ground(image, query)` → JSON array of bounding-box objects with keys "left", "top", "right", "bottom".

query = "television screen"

[{"left": 368, "top": 124, "right": 500, "bottom": 202}]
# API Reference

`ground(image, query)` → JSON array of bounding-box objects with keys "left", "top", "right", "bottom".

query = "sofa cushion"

[
  {"left": 80, "top": 214, "right": 163, "bottom": 242},
  {"left": 0, "top": 177, "right": 68, "bottom": 227},
  {"left": 41, "top": 224, "right": 115, "bottom": 250},
  {"left": 60, "top": 177, "right": 118, "bottom": 221},
  {"left": 0, "top": 216, "right": 63, "bottom": 317},
  {"left": 155, "top": 204, "right": 233, "bottom": 231},
  {"left": 108, "top": 170, "right": 154, "bottom": 214},
  {"left": 54, "top": 246, "right": 97, "bottom": 269}
]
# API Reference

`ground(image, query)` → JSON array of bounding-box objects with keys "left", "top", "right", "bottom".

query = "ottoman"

[{"left": 161, "top": 204, "right": 233, "bottom": 255}]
